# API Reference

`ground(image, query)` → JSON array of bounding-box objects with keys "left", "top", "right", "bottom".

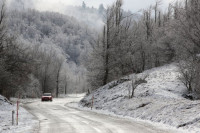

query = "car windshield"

[{"left": 43, "top": 93, "right": 51, "bottom": 96}]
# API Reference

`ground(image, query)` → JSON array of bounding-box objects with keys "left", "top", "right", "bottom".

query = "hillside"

[{"left": 80, "top": 64, "right": 200, "bottom": 133}]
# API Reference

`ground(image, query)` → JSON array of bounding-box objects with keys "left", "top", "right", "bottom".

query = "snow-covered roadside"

[
  {"left": 59, "top": 93, "right": 86, "bottom": 98},
  {"left": 11, "top": 98, "right": 39, "bottom": 104},
  {"left": 79, "top": 64, "right": 200, "bottom": 133},
  {"left": 0, "top": 95, "right": 39, "bottom": 133},
  {"left": 67, "top": 101, "right": 188, "bottom": 133}
]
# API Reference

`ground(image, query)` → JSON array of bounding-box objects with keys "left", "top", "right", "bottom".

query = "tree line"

[{"left": 87, "top": 0, "right": 200, "bottom": 98}]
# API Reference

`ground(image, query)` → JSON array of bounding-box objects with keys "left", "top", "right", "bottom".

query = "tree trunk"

[
  {"left": 56, "top": 68, "right": 60, "bottom": 98},
  {"left": 188, "top": 82, "right": 192, "bottom": 92},
  {"left": 103, "top": 17, "right": 110, "bottom": 85},
  {"left": 43, "top": 70, "right": 47, "bottom": 93},
  {"left": 64, "top": 82, "right": 67, "bottom": 95},
  {"left": 131, "top": 80, "right": 135, "bottom": 98}
]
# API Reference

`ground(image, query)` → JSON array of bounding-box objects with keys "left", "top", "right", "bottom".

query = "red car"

[{"left": 41, "top": 93, "right": 53, "bottom": 102}]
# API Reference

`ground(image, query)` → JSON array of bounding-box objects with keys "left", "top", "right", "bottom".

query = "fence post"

[
  {"left": 12, "top": 110, "right": 15, "bottom": 125},
  {"left": 16, "top": 100, "right": 19, "bottom": 125}
]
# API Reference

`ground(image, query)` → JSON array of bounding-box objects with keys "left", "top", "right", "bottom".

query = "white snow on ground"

[
  {"left": 79, "top": 63, "right": 200, "bottom": 133},
  {"left": 59, "top": 93, "right": 86, "bottom": 98},
  {"left": 0, "top": 95, "right": 39, "bottom": 133},
  {"left": 11, "top": 98, "right": 39, "bottom": 105}
]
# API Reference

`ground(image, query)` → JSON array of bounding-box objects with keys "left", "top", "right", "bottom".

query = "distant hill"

[{"left": 7, "top": 9, "right": 97, "bottom": 65}]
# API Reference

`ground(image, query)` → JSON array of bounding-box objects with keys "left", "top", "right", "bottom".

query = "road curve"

[{"left": 24, "top": 97, "right": 180, "bottom": 133}]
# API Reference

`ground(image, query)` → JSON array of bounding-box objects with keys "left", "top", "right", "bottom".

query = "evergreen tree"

[
  {"left": 98, "top": 4, "right": 105, "bottom": 14},
  {"left": 82, "top": 1, "right": 86, "bottom": 9}
]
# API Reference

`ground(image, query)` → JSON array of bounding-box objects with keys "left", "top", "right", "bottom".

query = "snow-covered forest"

[
  {"left": 0, "top": 0, "right": 103, "bottom": 98},
  {"left": 1, "top": 0, "right": 200, "bottom": 100}
]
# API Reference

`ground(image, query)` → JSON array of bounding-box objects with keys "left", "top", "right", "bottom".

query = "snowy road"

[{"left": 24, "top": 96, "right": 179, "bottom": 133}]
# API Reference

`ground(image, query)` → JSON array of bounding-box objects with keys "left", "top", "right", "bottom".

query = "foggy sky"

[{"left": 31, "top": 0, "right": 174, "bottom": 13}]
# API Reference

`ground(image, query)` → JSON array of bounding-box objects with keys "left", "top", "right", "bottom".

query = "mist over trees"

[
  {"left": 8, "top": 9, "right": 97, "bottom": 65},
  {"left": 7, "top": 0, "right": 105, "bottom": 31}
]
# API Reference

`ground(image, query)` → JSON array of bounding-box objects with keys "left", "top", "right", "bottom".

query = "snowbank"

[
  {"left": 0, "top": 95, "right": 39, "bottom": 133},
  {"left": 80, "top": 64, "right": 200, "bottom": 133},
  {"left": 59, "top": 93, "right": 86, "bottom": 98}
]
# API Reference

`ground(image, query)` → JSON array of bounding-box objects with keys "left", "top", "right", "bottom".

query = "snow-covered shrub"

[
  {"left": 129, "top": 75, "right": 148, "bottom": 98},
  {"left": 178, "top": 60, "right": 196, "bottom": 92},
  {"left": 178, "top": 59, "right": 200, "bottom": 99}
]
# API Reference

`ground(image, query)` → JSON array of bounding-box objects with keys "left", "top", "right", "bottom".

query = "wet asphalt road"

[{"left": 24, "top": 97, "right": 180, "bottom": 133}]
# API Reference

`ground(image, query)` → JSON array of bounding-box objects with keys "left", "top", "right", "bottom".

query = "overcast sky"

[
  {"left": 32, "top": 0, "right": 175, "bottom": 13},
  {"left": 82, "top": 0, "right": 174, "bottom": 12}
]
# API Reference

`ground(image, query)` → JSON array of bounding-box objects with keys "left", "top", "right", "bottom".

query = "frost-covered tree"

[{"left": 0, "top": 0, "right": 35, "bottom": 98}]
